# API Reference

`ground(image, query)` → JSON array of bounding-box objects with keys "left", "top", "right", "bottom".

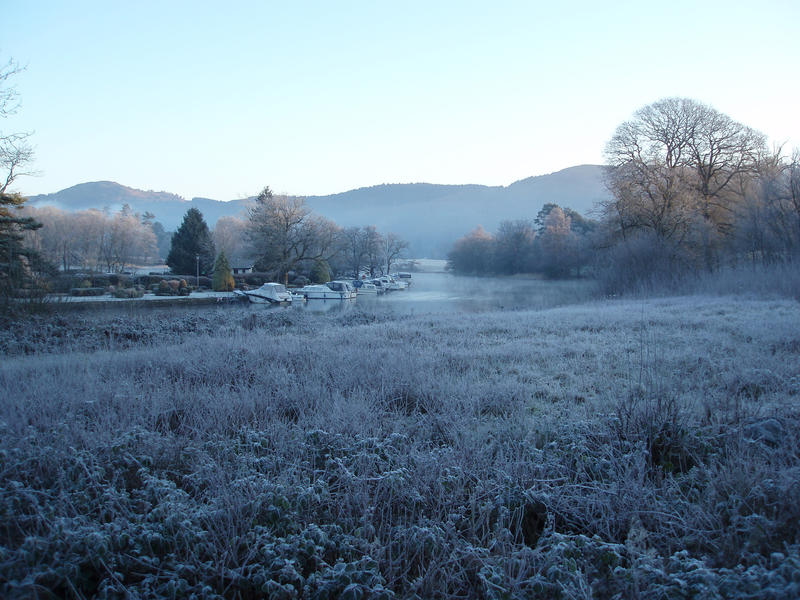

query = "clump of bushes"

[
  {"left": 155, "top": 279, "right": 191, "bottom": 296},
  {"left": 108, "top": 274, "right": 130, "bottom": 287},
  {"left": 50, "top": 275, "right": 82, "bottom": 294},
  {"left": 90, "top": 275, "right": 110, "bottom": 288},
  {"left": 70, "top": 287, "right": 105, "bottom": 297},
  {"left": 113, "top": 287, "right": 144, "bottom": 299},
  {"left": 134, "top": 274, "right": 161, "bottom": 287}
]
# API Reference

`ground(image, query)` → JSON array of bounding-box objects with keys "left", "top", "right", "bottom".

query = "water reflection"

[
  {"left": 299, "top": 298, "right": 357, "bottom": 313},
  {"left": 354, "top": 272, "right": 596, "bottom": 314}
]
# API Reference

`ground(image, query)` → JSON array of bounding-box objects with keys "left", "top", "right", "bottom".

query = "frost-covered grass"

[{"left": 1, "top": 296, "right": 800, "bottom": 598}]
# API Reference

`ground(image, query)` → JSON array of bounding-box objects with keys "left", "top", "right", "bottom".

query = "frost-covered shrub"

[
  {"left": 50, "top": 275, "right": 81, "bottom": 293},
  {"left": 113, "top": 287, "right": 144, "bottom": 299},
  {"left": 70, "top": 286, "right": 105, "bottom": 296},
  {"left": 91, "top": 275, "right": 110, "bottom": 288},
  {"left": 108, "top": 274, "right": 130, "bottom": 287}
]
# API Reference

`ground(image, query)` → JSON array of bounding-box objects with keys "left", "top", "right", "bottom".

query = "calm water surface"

[{"left": 299, "top": 272, "right": 596, "bottom": 315}]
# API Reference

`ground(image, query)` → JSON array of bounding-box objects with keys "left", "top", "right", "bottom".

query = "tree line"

[
  {"left": 21, "top": 205, "right": 162, "bottom": 274},
  {"left": 211, "top": 187, "right": 410, "bottom": 281},
  {"left": 447, "top": 204, "right": 598, "bottom": 278},
  {"left": 18, "top": 192, "right": 410, "bottom": 286},
  {"left": 448, "top": 97, "right": 799, "bottom": 290}
]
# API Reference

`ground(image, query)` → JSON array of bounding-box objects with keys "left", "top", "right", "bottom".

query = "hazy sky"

[{"left": 4, "top": 0, "right": 799, "bottom": 200}]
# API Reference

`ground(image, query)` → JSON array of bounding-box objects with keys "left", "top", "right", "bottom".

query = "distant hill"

[
  {"left": 28, "top": 165, "right": 610, "bottom": 257},
  {"left": 27, "top": 182, "right": 252, "bottom": 233}
]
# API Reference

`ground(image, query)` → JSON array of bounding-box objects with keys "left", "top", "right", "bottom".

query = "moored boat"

[
  {"left": 352, "top": 279, "right": 379, "bottom": 294},
  {"left": 377, "top": 275, "right": 407, "bottom": 290},
  {"left": 355, "top": 281, "right": 379, "bottom": 294},
  {"left": 234, "top": 282, "right": 293, "bottom": 304},
  {"left": 298, "top": 280, "right": 357, "bottom": 300}
]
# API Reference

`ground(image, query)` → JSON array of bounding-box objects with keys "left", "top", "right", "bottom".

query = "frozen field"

[{"left": 1, "top": 289, "right": 799, "bottom": 598}]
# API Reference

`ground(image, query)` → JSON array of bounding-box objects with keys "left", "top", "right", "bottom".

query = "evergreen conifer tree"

[
  {"left": 166, "top": 208, "right": 216, "bottom": 276},
  {"left": 212, "top": 250, "right": 235, "bottom": 291},
  {"left": 0, "top": 192, "right": 45, "bottom": 307}
]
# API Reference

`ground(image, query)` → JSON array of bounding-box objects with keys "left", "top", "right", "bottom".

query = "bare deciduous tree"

[
  {"left": 446, "top": 226, "right": 494, "bottom": 275},
  {"left": 0, "top": 59, "right": 36, "bottom": 195},
  {"left": 604, "top": 97, "right": 768, "bottom": 269},
  {"left": 493, "top": 219, "right": 536, "bottom": 274},
  {"left": 26, "top": 206, "right": 158, "bottom": 273},
  {"left": 363, "top": 226, "right": 383, "bottom": 278},
  {"left": 340, "top": 226, "right": 368, "bottom": 277},
  {"left": 247, "top": 187, "right": 340, "bottom": 279},
  {"left": 1, "top": 58, "right": 45, "bottom": 304},
  {"left": 213, "top": 215, "right": 248, "bottom": 264},
  {"left": 383, "top": 232, "right": 409, "bottom": 275}
]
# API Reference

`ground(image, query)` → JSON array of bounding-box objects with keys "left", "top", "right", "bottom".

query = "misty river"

[{"left": 298, "top": 271, "right": 597, "bottom": 314}]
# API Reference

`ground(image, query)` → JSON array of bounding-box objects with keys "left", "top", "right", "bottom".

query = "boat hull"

[
  {"left": 299, "top": 281, "right": 358, "bottom": 300},
  {"left": 234, "top": 284, "right": 293, "bottom": 304},
  {"left": 302, "top": 290, "right": 356, "bottom": 300}
]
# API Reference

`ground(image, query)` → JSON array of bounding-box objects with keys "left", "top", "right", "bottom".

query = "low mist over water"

[{"left": 348, "top": 272, "right": 597, "bottom": 314}]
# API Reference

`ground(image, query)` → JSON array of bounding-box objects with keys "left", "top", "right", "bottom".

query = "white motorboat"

[
  {"left": 393, "top": 272, "right": 412, "bottom": 285},
  {"left": 234, "top": 282, "right": 293, "bottom": 304},
  {"left": 298, "top": 280, "right": 358, "bottom": 300},
  {"left": 378, "top": 275, "right": 407, "bottom": 290},
  {"left": 354, "top": 281, "right": 378, "bottom": 294},
  {"left": 371, "top": 279, "right": 388, "bottom": 294}
]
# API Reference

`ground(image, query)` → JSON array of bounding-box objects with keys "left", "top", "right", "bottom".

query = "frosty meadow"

[{"left": 1, "top": 269, "right": 799, "bottom": 598}]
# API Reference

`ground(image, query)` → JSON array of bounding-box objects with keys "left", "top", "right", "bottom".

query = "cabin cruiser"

[
  {"left": 377, "top": 275, "right": 407, "bottom": 290},
  {"left": 352, "top": 279, "right": 379, "bottom": 294},
  {"left": 298, "top": 280, "right": 358, "bottom": 300},
  {"left": 356, "top": 281, "right": 379, "bottom": 294},
  {"left": 234, "top": 282, "right": 293, "bottom": 304},
  {"left": 370, "top": 279, "right": 388, "bottom": 294}
]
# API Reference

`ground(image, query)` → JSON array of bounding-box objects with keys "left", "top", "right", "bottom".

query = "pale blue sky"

[{"left": 4, "top": 0, "right": 799, "bottom": 200}]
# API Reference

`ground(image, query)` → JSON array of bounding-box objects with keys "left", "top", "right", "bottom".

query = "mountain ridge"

[{"left": 27, "top": 165, "right": 611, "bottom": 257}]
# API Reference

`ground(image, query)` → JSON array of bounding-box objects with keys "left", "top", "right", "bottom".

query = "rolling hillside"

[{"left": 28, "top": 165, "right": 610, "bottom": 257}]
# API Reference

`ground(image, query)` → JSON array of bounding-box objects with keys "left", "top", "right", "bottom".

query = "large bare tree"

[
  {"left": 246, "top": 187, "right": 340, "bottom": 280},
  {"left": 383, "top": 232, "right": 409, "bottom": 275},
  {"left": 340, "top": 226, "right": 368, "bottom": 277},
  {"left": 0, "top": 58, "right": 35, "bottom": 195},
  {"left": 604, "top": 97, "right": 767, "bottom": 269},
  {"left": 213, "top": 215, "right": 249, "bottom": 264}
]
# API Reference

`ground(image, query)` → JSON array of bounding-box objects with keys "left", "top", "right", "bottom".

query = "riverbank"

[{"left": 41, "top": 290, "right": 242, "bottom": 312}]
